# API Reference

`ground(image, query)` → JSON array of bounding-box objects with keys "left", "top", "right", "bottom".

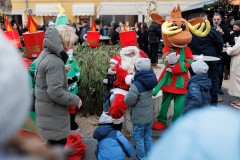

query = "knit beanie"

[
  {"left": 191, "top": 59, "right": 209, "bottom": 74},
  {"left": 135, "top": 58, "right": 151, "bottom": 71},
  {"left": 234, "top": 20, "right": 240, "bottom": 27},
  {"left": 0, "top": 32, "right": 31, "bottom": 146}
]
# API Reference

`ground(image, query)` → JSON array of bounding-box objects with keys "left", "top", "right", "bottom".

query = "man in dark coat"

[
  {"left": 188, "top": 13, "right": 224, "bottom": 105},
  {"left": 148, "top": 21, "right": 161, "bottom": 68},
  {"left": 80, "top": 21, "right": 90, "bottom": 44},
  {"left": 212, "top": 13, "right": 231, "bottom": 95}
]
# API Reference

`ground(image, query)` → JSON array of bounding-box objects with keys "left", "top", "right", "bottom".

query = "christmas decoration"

[
  {"left": 4, "top": 18, "right": 20, "bottom": 47},
  {"left": 87, "top": 20, "right": 100, "bottom": 47},
  {"left": 54, "top": 5, "right": 69, "bottom": 27},
  {"left": 27, "top": 13, "right": 37, "bottom": 33},
  {"left": 145, "top": 0, "right": 158, "bottom": 26},
  {"left": 0, "top": 12, "right": 6, "bottom": 24},
  {"left": 23, "top": 13, "right": 45, "bottom": 58}
]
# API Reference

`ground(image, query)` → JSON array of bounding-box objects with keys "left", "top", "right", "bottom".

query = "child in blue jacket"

[
  {"left": 183, "top": 59, "right": 212, "bottom": 114},
  {"left": 93, "top": 112, "right": 133, "bottom": 160}
]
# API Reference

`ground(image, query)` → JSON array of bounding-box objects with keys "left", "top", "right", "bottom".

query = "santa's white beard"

[{"left": 121, "top": 55, "right": 140, "bottom": 74}]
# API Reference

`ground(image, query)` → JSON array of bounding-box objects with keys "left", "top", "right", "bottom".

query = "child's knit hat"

[
  {"left": 110, "top": 55, "right": 121, "bottom": 64},
  {"left": 135, "top": 58, "right": 151, "bottom": 71},
  {"left": 191, "top": 59, "right": 209, "bottom": 74}
]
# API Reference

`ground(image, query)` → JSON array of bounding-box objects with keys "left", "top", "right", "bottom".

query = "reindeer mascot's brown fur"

[{"left": 152, "top": 4, "right": 210, "bottom": 130}]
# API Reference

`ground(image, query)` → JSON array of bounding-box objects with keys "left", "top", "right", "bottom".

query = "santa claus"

[{"left": 109, "top": 41, "right": 140, "bottom": 124}]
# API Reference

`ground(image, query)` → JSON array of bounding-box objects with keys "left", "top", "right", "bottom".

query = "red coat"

[
  {"left": 158, "top": 46, "right": 194, "bottom": 94},
  {"left": 113, "top": 62, "right": 130, "bottom": 90}
]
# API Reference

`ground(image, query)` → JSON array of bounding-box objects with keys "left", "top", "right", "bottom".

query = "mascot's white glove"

[
  {"left": 166, "top": 52, "right": 180, "bottom": 66},
  {"left": 166, "top": 68, "right": 172, "bottom": 73},
  {"left": 125, "top": 75, "right": 134, "bottom": 85}
]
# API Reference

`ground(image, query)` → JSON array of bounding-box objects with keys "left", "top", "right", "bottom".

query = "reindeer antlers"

[
  {"left": 162, "top": 21, "right": 182, "bottom": 35},
  {"left": 188, "top": 20, "right": 211, "bottom": 37}
]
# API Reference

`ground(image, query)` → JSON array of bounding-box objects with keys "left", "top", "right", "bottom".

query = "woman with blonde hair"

[{"left": 35, "top": 25, "right": 82, "bottom": 146}]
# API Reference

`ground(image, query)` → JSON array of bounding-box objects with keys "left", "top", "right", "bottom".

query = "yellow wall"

[{"left": 11, "top": 0, "right": 199, "bottom": 25}]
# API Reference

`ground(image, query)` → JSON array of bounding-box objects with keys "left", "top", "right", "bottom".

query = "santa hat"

[
  {"left": 99, "top": 112, "right": 113, "bottom": 124},
  {"left": 110, "top": 55, "right": 121, "bottom": 64},
  {"left": 112, "top": 116, "right": 124, "bottom": 124},
  {"left": 120, "top": 41, "right": 139, "bottom": 56}
]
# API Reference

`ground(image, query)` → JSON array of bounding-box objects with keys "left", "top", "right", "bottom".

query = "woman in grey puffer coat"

[{"left": 35, "top": 26, "right": 82, "bottom": 146}]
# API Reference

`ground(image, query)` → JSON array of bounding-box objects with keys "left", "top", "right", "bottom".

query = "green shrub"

[
  {"left": 73, "top": 45, "right": 121, "bottom": 115},
  {"left": 21, "top": 44, "right": 121, "bottom": 115}
]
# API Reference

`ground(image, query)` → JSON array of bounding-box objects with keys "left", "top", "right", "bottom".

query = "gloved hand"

[
  {"left": 103, "top": 79, "right": 108, "bottom": 84},
  {"left": 166, "top": 52, "right": 180, "bottom": 65},
  {"left": 166, "top": 68, "right": 172, "bottom": 73}
]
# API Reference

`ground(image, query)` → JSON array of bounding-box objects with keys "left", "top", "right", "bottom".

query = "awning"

[
  {"left": 97, "top": 1, "right": 198, "bottom": 16},
  {"left": 11, "top": 10, "right": 25, "bottom": 15},
  {"left": 182, "top": 0, "right": 218, "bottom": 12},
  {"left": 97, "top": 2, "right": 146, "bottom": 15},
  {"left": 35, "top": 4, "right": 59, "bottom": 16},
  {"left": 72, "top": 4, "right": 95, "bottom": 16}
]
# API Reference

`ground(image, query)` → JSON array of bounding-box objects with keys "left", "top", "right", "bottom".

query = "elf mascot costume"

[
  {"left": 151, "top": 4, "right": 211, "bottom": 130},
  {"left": 109, "top": 41, "right": 140, "bottom": 123}
]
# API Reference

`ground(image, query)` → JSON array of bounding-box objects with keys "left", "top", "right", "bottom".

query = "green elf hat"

[{"left": 54, "top": 5, "right": 70, "bottom": 27}]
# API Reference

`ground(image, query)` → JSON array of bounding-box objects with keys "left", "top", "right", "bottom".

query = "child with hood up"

[
  {"left": 93, "top": 112, "right": 133, "bottom": 160},
  {"left": 183, "top": 59, "right": 212, "bottom": 114}
]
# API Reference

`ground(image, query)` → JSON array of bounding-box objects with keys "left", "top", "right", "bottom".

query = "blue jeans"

[
  {"left": 207, "top": 63, "right": 219, "bottom": 106},
  {"left": 110, "top": 94, "right": 116, "bottom": 106},
  {"left": 103, "top": 94, "right": 116, "bottom": 112},
  {"left": 133, "top": 122, "right": 152, "bottom": 160}
]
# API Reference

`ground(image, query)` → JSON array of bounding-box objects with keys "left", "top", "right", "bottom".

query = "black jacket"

[
  {"left": 111, "top": 30, "right": 120, "bottom": 45},
  {"left": 102, "top": 73, "right": 116, "bottom": 102},
  {"left": 188, "top": 28, "right": 224, "bottom": 60},
  {"left": 213, "top": 23, "right": 231, "bottom": 43},
  {"left": 80, "top": 25, "right": 90, "bottom": 42},
  {"left": 139, "top": 30, "right": 149, "bottom": 54},
  {"left": 230, "top": 31, "right": 240, "bottom": 46},
  {"left": 148, "top": 22, "right": 161, "bottom": 44}
]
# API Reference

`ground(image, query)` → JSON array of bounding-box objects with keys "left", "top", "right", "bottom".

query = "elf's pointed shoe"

[
  {"left": 152, "top": 121, "right": 167, "bottom": 130},
  {"left": 70, "top": 114, "right": 79, "bottom": 130}
]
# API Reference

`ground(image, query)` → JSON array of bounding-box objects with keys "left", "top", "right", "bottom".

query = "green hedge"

[{"left": 22, "top": 44, "right": 121, "bottom": 115}]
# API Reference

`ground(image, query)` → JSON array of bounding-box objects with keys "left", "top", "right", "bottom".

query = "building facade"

[{"left": 10, "top": 0, "right": 201, "bottom": 27}]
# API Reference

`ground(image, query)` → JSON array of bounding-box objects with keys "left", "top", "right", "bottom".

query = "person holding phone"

[{"left": 65, "top": 48, "right": 81, "bottom": 130}]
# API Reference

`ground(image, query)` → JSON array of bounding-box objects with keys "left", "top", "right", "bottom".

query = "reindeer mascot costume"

[{"left": 152, "top": 4, "right": 211, "bottom": 130}]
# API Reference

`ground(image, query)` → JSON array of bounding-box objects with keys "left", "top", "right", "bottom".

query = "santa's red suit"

[{"left": 109, "top": 41, "right": 140, "bottom": 123}]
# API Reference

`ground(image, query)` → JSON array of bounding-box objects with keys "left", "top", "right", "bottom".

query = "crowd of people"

[{"left": 1, "top": 9, "right": 240, "bottom": 160}]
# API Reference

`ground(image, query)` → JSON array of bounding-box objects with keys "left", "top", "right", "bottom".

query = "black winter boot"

[{"left": 70, "top": 114, "right": 78, "bottom": 130}]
